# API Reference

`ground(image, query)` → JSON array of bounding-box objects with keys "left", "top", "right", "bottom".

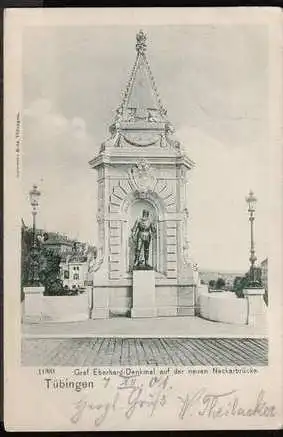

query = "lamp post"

[
  {"left": 28, "top": 184, "right": 41, "bottom": 285},
  {"left": 243, "top": 190, "right": 266, "bottom": 327},
  {"left": 245, "top": 189, "right": 258, "bottom": 287}
]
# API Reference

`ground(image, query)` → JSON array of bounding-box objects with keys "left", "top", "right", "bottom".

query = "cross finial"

[{"left": 136, "top": 30, "right": 147, "bottom": 54}]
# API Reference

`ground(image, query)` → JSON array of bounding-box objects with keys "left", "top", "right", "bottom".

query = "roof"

[{"left": 43, "top": 239, "right": 73, "bottom": 246}]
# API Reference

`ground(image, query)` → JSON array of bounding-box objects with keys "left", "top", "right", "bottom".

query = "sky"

[{"left": 21, "top": 25, "right": 269, "bottom": 271}]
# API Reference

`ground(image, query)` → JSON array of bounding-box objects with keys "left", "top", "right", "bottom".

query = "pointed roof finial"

[{"left": 136, "top": 30, "right": 147, "bottom": 54}]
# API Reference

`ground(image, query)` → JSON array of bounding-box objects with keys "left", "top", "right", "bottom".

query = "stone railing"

[
  {"left": 23, "top": 287, "right": 90, "bottom": 323},
  {"left": 197, "top": 285, "right": 267, "bottom": 326}
]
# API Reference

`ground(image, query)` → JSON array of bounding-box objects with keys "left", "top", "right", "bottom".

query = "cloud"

[
  {"left": 22, "top": 98, "right": 98, "bottom": 243},
  {"left": 23, "top": 98, "right": 93, "bottom": 159},
  {"left": 177, "top": 126, "right": 269, "bottom": 270}
]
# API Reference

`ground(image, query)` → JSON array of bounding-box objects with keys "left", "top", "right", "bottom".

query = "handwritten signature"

[
  {"left": 70, "top": 376, "right": 276, "bottom": 427},
  {"left": 178, "top": 388, "right": 276, "bottom": 419},
  {"left": 70, "top": 375, "right": 171, "bottom": 427}
]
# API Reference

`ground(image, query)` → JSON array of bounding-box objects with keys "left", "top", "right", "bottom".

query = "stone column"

[
  {"left": 243, "top": 288, "right": 267, "bottom": 326},
  {"left": 23, "top": 286, "right": 45, "bottom": 322}
]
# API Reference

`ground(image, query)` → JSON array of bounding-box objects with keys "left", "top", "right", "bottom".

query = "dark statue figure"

[{"left": 131, "top": 209, "right": 156, "bottom": 270}]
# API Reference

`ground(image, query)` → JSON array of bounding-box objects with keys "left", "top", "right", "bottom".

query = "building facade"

[
  {"left": 59, "top": 243, "right": 96, "bottom": 290},
  {"left": 88, "top": 31, "right": 197, "bottom": 318},
  {"left": 41, "top": 234, "right": 73, "bottom": 256},
  {"left": 60, "top": 260, "right": 88, "bottom": 290}
]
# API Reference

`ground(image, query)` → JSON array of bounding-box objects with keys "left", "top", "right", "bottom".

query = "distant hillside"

[{"left": 199, "top": 269, "right": 246, "bottom": 286}]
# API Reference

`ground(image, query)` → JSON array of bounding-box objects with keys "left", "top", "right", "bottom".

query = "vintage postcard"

[{"left": 4, "top": 7, "right": 283, "bottom": 431}]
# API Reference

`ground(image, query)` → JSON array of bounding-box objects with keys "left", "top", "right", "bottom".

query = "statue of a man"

[{"left": 131, "top": 209, "right": 156, "bottom": 269}]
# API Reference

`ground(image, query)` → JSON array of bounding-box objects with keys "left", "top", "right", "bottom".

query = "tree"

[
  {"left": 21, "top": 226, "right": 96, "bottom": 297},
  {"left": 21, "top": 225, "right": 64, "bottom": 297},
  {"left": 39, "top": 248, "right": 64, "bottom": 296},
  {"left": 233, "top": 276, "right": 243, "bottom": 291},
  {"left": 215, "top": 277, "right": 225, "bottom": 290},
  {"left": 249, "top": 267, "right": 262, "bottom": 288},
  {"left": 233, "top": 273, "right": 250, "bottom": 298},
  {"left": 21, "top": 223, "right": 34, "bottom": 300},
  {"left": 208, "top": 280, "right": 216, "bottom": 289}
]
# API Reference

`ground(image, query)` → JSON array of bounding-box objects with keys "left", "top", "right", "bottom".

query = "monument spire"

[
  {"left": 114, "top": 30, "right": 168, "bottom": 125},
  {"left": 136, "top": 29, "right": 147, "bottom": 54},
  {"left": 98, "top": 30, "right": 189, "bottom": 154}
]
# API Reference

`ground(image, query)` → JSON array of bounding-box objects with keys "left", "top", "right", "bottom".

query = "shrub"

[{"left": 43, "top": 278, "right": 64, "bottom": 296}]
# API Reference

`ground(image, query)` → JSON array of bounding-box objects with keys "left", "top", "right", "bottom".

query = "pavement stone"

[
  {"left": 21, "top": 337, "right": 268, "bottom": 367},
  {"left": 22, "top": 316, "right": 267, "bottom": 338}
]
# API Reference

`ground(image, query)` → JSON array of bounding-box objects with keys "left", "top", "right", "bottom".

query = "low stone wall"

[
  {"left": 91, "top": 284, "right": 196, "bottom": 318},
  {"left": 176, "top": 285, "right": 196, "bottom": 316},
  {"left": 199, "top": 291, "right": 248, "bottom": 325},
  {"left": 195, "top": 284, "right": 209, "bottom": 315},
  {"left": 108, "top": 286, "right": 132, "bottom": 317},
  {"left": 42, "top": 293, "right": 89, "bottom": 322},
  {"left": 156, "top": 286, "right": 177, "bottom": 317}
]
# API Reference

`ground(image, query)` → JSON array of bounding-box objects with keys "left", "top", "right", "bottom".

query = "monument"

[
  {"left": 89, "top": 30, "right": 197, "bottom": 318},
  {"left": 132, "top": 209, "right": 156, "bottom": 270}
]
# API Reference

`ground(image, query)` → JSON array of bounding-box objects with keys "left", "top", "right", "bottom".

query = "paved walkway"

[
  {"left": 21, "top": 337, "right": 268, "bottom": 367},
  {"left": 22, "top": 316, "right": 267, "bottom": 338}
]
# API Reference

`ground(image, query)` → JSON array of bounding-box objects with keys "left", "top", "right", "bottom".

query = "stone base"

[
  {"left": 131, "top": 270, "right": 156, "bottom": 318},
  {"left": 131, "top": 307, "right": 157, "bottom": 318},
  {"left": 243, "top": 287, "right": 265, "bottom": 296},
  {"left": 177, "top": 307, "right": 195, "bottom": 316},
  {"left": 91, "top": 287, "right": 110, "bottom": 319},
  {"left": 89, "top": 280, "right": 196, "bottom": 319},
  {"left": 23, "top": 286, "right": 45, "bottom": 294},
  {"left": 133, "top": 264, "right": 153, "bottom": 271},
  {"left": 91, "top": 308, "right": 110, "bottom": 319},
  {"left": 157, "top": 306, "right": 177, "bottom": 317}
]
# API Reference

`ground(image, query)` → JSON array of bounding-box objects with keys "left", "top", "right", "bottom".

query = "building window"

[
  {"left": 64, "top": 270, "right": 69, "bottom": 279},
  {"left": 73, "top": 274, "right": 79, "bottom": 280}
]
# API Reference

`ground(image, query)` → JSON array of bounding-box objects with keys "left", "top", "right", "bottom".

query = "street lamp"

[
  {"left": 245, "top": 189, "right": 258, "bottom": 286},
  {"left": 28, "top": 184, "right": 41, "bottom": 285}
]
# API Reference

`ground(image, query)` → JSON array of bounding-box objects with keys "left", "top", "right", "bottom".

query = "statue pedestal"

[{"left": 131, "top": 270, "right": 157, "bottom": 318}]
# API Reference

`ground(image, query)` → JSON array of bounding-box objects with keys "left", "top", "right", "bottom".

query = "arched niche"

[
  {"left": 128, "top": 199, "right": 157, "bottom": 271},
  {"left": 121, "top": 191, "right": 166, "bottom": 276}
]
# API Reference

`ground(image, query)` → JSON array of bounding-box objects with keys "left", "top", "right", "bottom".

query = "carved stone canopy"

[{"left": 129, "top": 159, "right": 156, "bottom": 194}]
